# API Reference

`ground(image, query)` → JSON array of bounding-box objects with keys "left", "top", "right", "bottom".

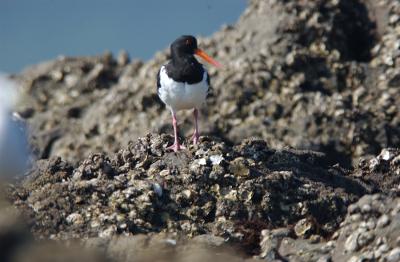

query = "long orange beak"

[{"left": 195, "top": 49, "right": 221, "bottom": 67}]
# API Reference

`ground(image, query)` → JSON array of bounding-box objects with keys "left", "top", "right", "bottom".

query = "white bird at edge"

[{"left": 0, "top": 74, "right": 30, "bottom": 179}]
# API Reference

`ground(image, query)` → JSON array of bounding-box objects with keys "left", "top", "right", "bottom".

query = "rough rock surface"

[
  {"left": 6, "top": 135, "right": 400, "bottom": 261},
  {"left": 9, "top": 135, "right": 369, "bottom": 241},
  {"left": 257, "top": 194, "right": 400, "bottom": 262},
  {"left": 0, "top": 199, "right": 243, "bottom": 262},
  {"left": 332, "top": 194, "right": 400, "bottom": 262},
  {"left": 14, "top": 0, "right": 400, "bottom": 168},
  {"left": 3, "top": 0, "right": 400, "bottom": 261}
]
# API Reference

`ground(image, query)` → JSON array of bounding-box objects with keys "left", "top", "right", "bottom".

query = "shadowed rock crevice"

[{"left": 328, "top": 0, "right": 378, "bottom": 62}]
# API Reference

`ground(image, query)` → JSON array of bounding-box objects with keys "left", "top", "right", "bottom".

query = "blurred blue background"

[{"left": 0, "top": 0, "right": 246, "bottom": 73}]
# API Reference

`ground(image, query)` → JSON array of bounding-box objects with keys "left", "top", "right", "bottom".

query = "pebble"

[
  {"left": 294, "top": 218, "right": 314, "bottom": 238},
  {"left": 361, "top": 204, "right": 372, "bottom": 213},
  {"left": 99, "top": 225, "right": 117, "bottom": 238},
  {"left": 374, "top": 243, "right": 389, "bottom": 258},
  {"left": 386, "top": 247, "right": 400, "bottom": 262},
  {"left": 66, "top": 213, "right": 84, "bottom": 225},
  {"left": 377, "top": 214, "right": 390, "bottom": 228},
  {"left": 210, "top": 154, "right": 224, "bottom": 165},
  {"left": 198, "top": 158, "right": 207, "bottom": 166},
  {"left": 366, "top": 219, "right": 376, "bottom": 230},
  {"left": 345, "top": 232, "right": 360, "bottom": 252},
  {"left": 159, "top": 170, "right": 170, "bottom": 177},
  {"left": 379, "top": 149, "right": 394, "bottom": 161},
  {"left": 357, "top": 232, "right": 375, "bottom": 249},
  {"left": 164, "top": 239, "right": 177, "bottom": 245}
]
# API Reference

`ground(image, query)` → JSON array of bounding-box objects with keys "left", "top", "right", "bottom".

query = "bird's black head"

[
  {"left": 170, "top": 35, "right": 221, "bottom": 67},
  {"left": 170, "top": 35, "right": 198, "bottom": 57}
]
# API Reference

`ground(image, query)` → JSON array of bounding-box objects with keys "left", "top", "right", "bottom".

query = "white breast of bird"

[{"left": 158, "top": 66, "right": 209, "bottom": 111}]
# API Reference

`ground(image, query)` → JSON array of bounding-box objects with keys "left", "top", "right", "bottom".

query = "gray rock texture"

[
  {"left": 2, "top": 0, "right": 400, "bottom": 261},
  {"left": 15, "top": 0, "right": 400, "bottom": 168}
]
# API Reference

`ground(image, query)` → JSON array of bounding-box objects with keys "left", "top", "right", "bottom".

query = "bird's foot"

[
  {"left": 191, "top": 133, "right": 200, "bottom": 145},
  {"left": 166, "top": 142, "right": 186, "bottom": 152}
]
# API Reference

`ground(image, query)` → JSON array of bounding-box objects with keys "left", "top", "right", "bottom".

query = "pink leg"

[
  {"left": 191, "top": 108, "right": 200, "bottom": 145},
  {"left": 166, "top": 110, "right": 185, "bottom": 152}
]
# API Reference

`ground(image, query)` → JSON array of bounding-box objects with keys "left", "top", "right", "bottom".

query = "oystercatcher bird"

[{"left": 157, "top": 35, "right": 221, "bottom": 152}]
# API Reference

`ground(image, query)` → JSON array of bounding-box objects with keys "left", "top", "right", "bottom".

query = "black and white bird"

[
  {"left": 0, "top": 74, "right": 30, "bottom": 179},
  {"left": 157, "top": 35, "right": 220, "bottom": 152}
]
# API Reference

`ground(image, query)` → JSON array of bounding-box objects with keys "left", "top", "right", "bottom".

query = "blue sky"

[{"left": 0, "top": 0, "right": 246, "bottom": 73}]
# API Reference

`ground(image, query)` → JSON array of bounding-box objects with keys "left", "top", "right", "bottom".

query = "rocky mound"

[
  {"left": 332, "top": 194, "right": 400, "bottom": 261},
  {"left": 9, "top": 135, "right": 369, "bottom": 241},
  {"left": 257, "top": 194, "right": 400, "bottom": 261},
  {"left": 14, "top": 0, "right": 400, "bottom": 167},
  {"left": 4, "top": 0, "right": 400, "bottom": 261},
  {"left": 4, "top": 135, "right": 400, "bottom": 261}
]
